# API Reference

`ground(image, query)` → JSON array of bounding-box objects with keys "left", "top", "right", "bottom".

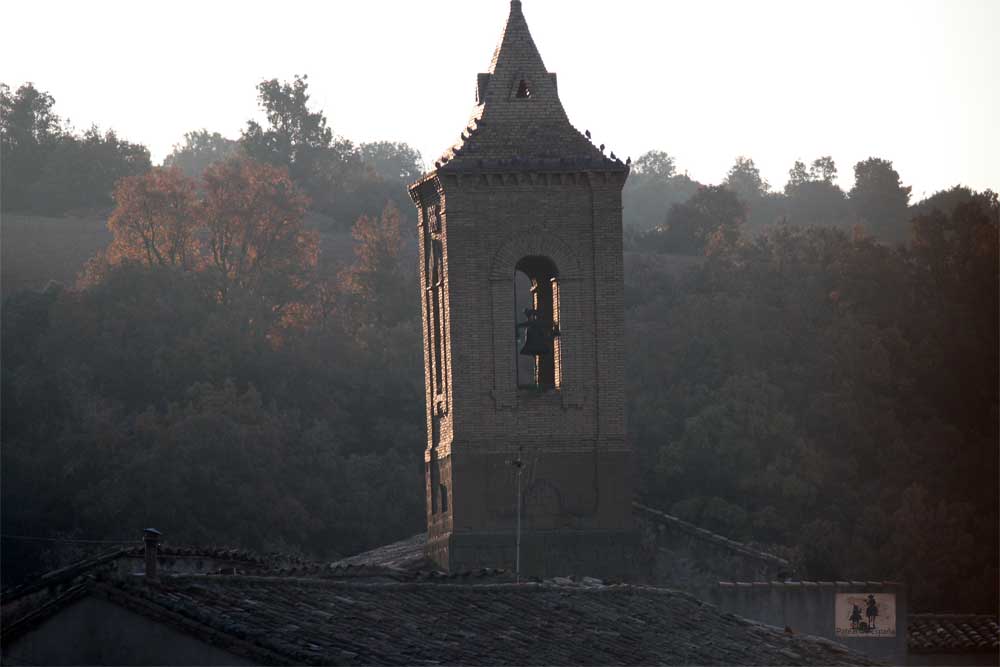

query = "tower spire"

[
  {"left": 488, "top": 0, "right": 546, "bottom": 75},
  {"left": 422, "top": 0, "right": 622, "bottom": 171}
]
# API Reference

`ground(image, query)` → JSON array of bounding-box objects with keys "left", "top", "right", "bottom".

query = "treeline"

[
  {"left": 2, "top": 79, "right": 998, "bottom": 613},
  {"left": 1, "top": 77, "right": 421, "bottom": 228},
  {"left": 0, "top": 84, "right": 150, "bottom": 214},
  {"left": 625, "top": 152, "right": 918, "bottom": 247},
  {"left": 1, "top": 78, "right": 427, "bottom": 583},
  {"left": 2, "top": 194, "right": 426, "bottom": 583},
  {"left": 625, "top": 191, "right": 998, "bottom": 612}
]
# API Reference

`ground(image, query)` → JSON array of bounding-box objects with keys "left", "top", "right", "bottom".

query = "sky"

[{"left": 3, "top": 0, "right": 998, "bottom": 200}]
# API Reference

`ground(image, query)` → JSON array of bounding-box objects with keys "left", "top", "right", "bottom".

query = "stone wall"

[
  {"left": 709, "top": 580, "right": 908, "bottom": 665},
  {"left": 635, "top": 503, "right": 790, "bottom": 599},
  {"left": 407, "top": 0, "right": 634, "bottom": 579}
]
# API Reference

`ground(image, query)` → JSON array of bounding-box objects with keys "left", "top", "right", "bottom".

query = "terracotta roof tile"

[
  {"left": 96, "top": 575, "right": 883, "bottom": 666},
  {"left": 908, "top": 614, "right": 999, "bottom": 654}
]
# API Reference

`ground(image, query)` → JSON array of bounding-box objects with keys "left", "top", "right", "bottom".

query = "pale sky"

[{"left": 3, "top": 0, "right": 998, "bottom": 200}]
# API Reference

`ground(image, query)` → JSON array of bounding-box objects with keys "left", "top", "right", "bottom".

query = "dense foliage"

[
  {"left": 625, "top": 151, "right": 915, "bottom": 245},
  {"left": 2, "top": 81, "right": 997, "bottom": 614},
  {"left": 1, "top": 83, "right": 151, "bottom": 214},
  {"left": 626, "top": 192, "right": 998, "bottom": 612},
  {"left": 2, "top": 196, "right": 425, "bottom": 580}
]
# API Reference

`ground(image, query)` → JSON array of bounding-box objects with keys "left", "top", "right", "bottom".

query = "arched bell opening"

[{"left": 514, "top": 256, "right": 560, "bottom": 390}]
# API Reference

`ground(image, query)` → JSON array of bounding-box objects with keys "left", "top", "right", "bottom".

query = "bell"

[
  {"left": 520, "top": 320, "right": 552, "bottom": 356},
  {"left": 517, "top": 309, "right": 553, "bottom": 356}
]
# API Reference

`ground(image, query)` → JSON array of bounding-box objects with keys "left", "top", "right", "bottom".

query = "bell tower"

[{"left": 408, "top": 0, "right": 635, "bottom": 578}]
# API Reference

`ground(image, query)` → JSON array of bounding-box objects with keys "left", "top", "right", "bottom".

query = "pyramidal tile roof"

[{"left": 429, "top": 0, "right": 624, "bottom": 174}]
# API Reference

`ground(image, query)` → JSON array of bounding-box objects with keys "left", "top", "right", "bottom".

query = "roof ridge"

[
  {"left": 0, "top": 548, "right": 126, "bottom": 602},
  {"left": 1, "top": 581, "right": 91, "bottom": 646},
  {"left": 151, "top": 574, "right": 731, "bottom": 598},
  {"left": 93, "top": 581, "right": 296, "bottom": 666},
  {"left": 910, "top": 612, "right": 999, "bottom": 619},
  {"left": 633, "top": 502, "right": 791, "bottom": 567}
]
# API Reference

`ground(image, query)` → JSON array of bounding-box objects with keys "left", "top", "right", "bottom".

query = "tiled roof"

[
  {"left": 330, "top": 533, "right": 429, "bottom": 570},
  {"left": 719, "top": 581, "right": 904, "bottom": 589},
  {"left": 2, "top": 538, "right": 883, "bottom": 666},
  {"left": 634, "top": 502, "right": 791, "bottom": 569},
  {"left": 88, "top": 575, "right": 881, "bottom": 666},
  {"left": 908, "top": 614, "right": 1000, "bottom": 654}
]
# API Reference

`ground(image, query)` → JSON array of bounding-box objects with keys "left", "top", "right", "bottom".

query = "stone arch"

[
  {"left": 490, "top": 230, "right": 582, "bottom": 282},
  {"left": 490, "top": 230, "right": 583, "bottom": 409}
]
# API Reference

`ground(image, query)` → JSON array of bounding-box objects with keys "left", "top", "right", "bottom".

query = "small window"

[
  {"left": 439, "top": 484, "right": 449, "bottom": 513},
  {"left": 516, "top": 79, "right": 531, "bottom": 98}
]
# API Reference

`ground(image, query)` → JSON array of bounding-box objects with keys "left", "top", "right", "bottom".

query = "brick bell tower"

[{"left": 408, "top": 0, "right": 635, "bottom": 578}]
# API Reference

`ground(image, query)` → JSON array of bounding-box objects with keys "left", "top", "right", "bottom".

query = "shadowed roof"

[{"left": 87, "top": 575, "right": 883, "bottom": 666}]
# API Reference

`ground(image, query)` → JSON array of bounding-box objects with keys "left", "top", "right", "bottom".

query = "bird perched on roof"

[
  {"left": 599, "top": 143, "right": 605, "bottom": 152},
  {"left": 610, "top": 151, "right": 618, "bottom": 161},
  {"left": 585, "top": 129, "right": 591, "bottom": 139}
]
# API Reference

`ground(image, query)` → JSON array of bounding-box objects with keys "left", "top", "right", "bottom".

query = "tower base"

[{"left": 426, "top": 529, "right": 638, "bottom": 580}]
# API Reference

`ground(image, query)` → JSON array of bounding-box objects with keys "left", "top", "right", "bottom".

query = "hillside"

[
  {"left": 0, "top": 212, "right": 399, "bottom": 300},
  {"left": 1, "top": 214, "right": 111, "bottom": 297}
]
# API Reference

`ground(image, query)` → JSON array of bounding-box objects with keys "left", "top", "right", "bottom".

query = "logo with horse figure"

[{"left": 835, "top": 593, "right": 896, "bottom": 638}]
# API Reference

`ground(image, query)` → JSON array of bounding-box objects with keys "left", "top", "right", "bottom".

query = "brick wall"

[{"left": 407, "top": 1, "right": 635, "bottom": 578}]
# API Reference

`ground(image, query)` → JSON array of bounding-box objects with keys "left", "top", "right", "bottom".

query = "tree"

[
  {"left": 849, "top": 157, "right": 912, "bottom": 241},
  {"left": 809, "top": 156, "right": 837, "bottom": 183},
  {"left": 1, "top": 82, "right": 150, "bottom": 214},
  {"left": 724, "top": 156, "right": 769, "bottom": 201},
  {"left": 241, "top": 75, "right": 343, "bottom": 192},
  {"left": 632, "top": 150, "right": 677, "bottom": 179},
  {"left": 163, "top": 130, "right": 241, "bottom": 178},
  {"left": 786, "top": 160, "right": 809, "bottom": 192},
  {"left": 30, "top": 126, "right": 151, "bottom": 213},
  {"left": 644, "top": 185, "right": 745, "bottom": 255},
  {"left": 623, "top": 151, "right": 699, "bottom": 233},
  {"left": 358, "top": 141, "right": 424, "bottom": 183},
  {"left": 339, "top": 202, "right": 412, "bottom": 331},
  {"left": 724, "top": 156, "right": 782, "bottom": 229},
  {"left": 200, "top": 157, "right": 316, "bottom": 315},
  {"left": 0, "top": 82, "right": 61, "bottom": 144},
  {"left": 1, "top": 82, "right": 63, "bottom": 211},
  {"left": 241, "top": 74, "right": 387, "bottom": 225},
  {"left": 784, "top": 157, "right": 849, "bottom": 228},
  {"left": 106, "top": 167, "right": 200, "bottom": 270},
  {"left": 347, "top": 141, "right": 425, "bottom": 226}
]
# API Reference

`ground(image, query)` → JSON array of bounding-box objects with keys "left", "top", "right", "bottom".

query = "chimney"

[{"left": 143, "top": 528, "right": 161, "bottom": 582}]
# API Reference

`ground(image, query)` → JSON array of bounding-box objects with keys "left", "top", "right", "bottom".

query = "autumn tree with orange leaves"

[
  {"left": 339, "top": 202, "right": 410, "bottom": 332},
  {"left": 99, "top": 157, "right": 318, "bottom": 334},
  {"left": 106, "top": 167, "right": 200, "bottom": 270},
  {"left": 200, "top": 158, "right": 315, "bottom": 309}
]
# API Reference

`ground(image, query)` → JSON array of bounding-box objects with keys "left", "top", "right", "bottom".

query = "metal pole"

[
  {"left": 516, "top": 463, "right": 522, "bottom": 583},
  {"left": 507, "top": 446, "right": 523, "bottom": 583}
]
